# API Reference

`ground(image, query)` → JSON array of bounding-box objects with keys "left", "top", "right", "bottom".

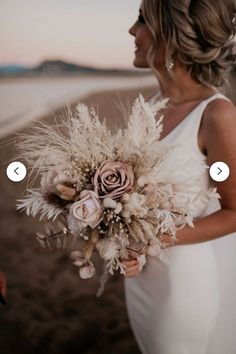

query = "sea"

[{"left": 0, "top": 74, "right": 156, "bottom": 138}]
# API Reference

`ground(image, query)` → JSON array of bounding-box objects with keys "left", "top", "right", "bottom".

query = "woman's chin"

[{"left": 133, "top": 55, "right": 149, "bottom": 68}]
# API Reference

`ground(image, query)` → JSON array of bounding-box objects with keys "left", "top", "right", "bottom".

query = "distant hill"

[
  {"left": 35, "top": 60, "right": 98, "bottom": 74},
  {"left": 0, "top": 59, "right": 147, "bottom": 77},
  {"left": 0, "top": 64, "right": 30, "bottom": 74}
]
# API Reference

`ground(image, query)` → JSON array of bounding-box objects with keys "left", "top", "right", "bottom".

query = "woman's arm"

[
  {"left": 173, "top": 208, "right": 236, "bottom": 245},
  {"left": 123, "top": 98, "right": 236, "bottom": 274},
  {"left": 170, "top": 98, "right": 236, "bottom": 246}
]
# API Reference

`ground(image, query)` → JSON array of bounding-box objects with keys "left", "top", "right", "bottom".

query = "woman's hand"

[
  {"left": 122, "top": 259, "right": 141, "bottom": 278},
  {"left": 159, "top": 233, "right": 178, "bottom": 248}
]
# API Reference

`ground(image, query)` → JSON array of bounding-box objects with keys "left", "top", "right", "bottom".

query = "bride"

[{"left": 122, "top": 1, "right": 236, "bottom": 353}]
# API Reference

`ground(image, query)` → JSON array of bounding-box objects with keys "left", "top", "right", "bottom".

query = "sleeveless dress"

[{"left": 124, "top": 92, "right": 236, "bottom": 354}]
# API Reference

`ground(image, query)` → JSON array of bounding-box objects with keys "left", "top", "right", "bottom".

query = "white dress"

[{"left": 124, "top": 92, "right": 236, "bottom": 354}]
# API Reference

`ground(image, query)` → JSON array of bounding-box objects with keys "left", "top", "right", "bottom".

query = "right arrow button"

[
  {"left": 210, "top": 161, "right": 230, "bottom": 182},
  {"left": 217, "top": 167, "right": 222, "bottom": 175}
]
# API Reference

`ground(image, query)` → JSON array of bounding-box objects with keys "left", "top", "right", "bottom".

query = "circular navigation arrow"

[
  {"left": 217, "top": 167, "right": 222, "bottom": 175},
  {"left": 14, "top": 167, "right": 19, "bottom": 175},
  {"left": 6, "top": 162, "right": 27, "bottom": 182},
  {"left": 209, "top": 161, "right": 230, "bottom": 182}
]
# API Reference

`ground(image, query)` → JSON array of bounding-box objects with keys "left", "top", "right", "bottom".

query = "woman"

[{"left": 123, "top": 1, "right": 236, "bottom": 353}]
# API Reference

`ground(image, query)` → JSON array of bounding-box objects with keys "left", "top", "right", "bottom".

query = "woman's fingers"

[
  {"left": 122, "top": 260, "right": 138, "bottom": 267},
  {"left": 122, "top": 260, "right": 140, "bottom": 277},
  {"left": 125, "top": 267, "right": 140, "bottom": 277},
  {"left": 159, "top": 234, "right": 177, "bottom": 248}
]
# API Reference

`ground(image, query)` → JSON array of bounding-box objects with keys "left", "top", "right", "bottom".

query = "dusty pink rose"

[
  {"left": 69, "top": 190, "right": 103, "bottom": 232},
  {"left": 92, "top": 160, "right": 134, "bottom": 199}
]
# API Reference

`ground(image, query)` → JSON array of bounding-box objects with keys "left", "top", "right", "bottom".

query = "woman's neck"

[{"left": 155, "top": 65, "right": 216, "bottom": 105}]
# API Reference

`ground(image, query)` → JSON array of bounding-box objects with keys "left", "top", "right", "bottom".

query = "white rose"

[{"left": 69, "top": 190, "right": 103, "bottom": 234}]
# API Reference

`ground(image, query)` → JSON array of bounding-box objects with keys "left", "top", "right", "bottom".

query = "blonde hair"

[{"left": 142, "top": 0, "right": 236, "bottom": 87}]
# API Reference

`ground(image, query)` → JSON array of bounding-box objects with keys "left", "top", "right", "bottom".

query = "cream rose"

[
  {"left": 69, "top": 190, "right": 103, "bottom": 233},
  {"left": 79, "top": 263, "right": 95, "bottom": 279},
  {"left": 92, "top": 160, "right": 134, "bottom": 199}
]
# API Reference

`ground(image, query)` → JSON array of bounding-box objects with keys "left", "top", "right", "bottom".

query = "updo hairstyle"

[{"left": 142, "top": 0, "right": 236, "bottom": 86}]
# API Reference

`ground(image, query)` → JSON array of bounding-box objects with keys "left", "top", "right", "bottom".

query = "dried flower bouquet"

[{"left": 17, "top": 95, "right": 218, "bottom": 295}]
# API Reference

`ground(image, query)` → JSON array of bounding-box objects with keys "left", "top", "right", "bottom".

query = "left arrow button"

[{"left": 6, "top": 162, "right": 27, "bottom": 182}]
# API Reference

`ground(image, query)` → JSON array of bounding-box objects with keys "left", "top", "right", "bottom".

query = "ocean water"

[{"left": 0, "top": 75, "right": 156, "bottom": 138}]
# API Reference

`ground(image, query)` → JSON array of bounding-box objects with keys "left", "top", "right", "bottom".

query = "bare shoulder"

[
  {"left": 202, "top": 98, "right": 236, "bottom": 130},
  {"left": 200, "top": 98, "right": 236, "bottom": 210},
  {"left": 200, "top": 98, "right": 236, "bottom": 148}
]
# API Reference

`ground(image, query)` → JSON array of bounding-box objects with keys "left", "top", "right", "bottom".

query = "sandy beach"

[{"left": 0, "top": 72, "right": 235, "bottom": 354}]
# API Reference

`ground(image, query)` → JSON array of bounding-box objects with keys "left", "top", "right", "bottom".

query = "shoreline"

[{"left": 0, "top": 74, "right": 157, "bottom": 139}]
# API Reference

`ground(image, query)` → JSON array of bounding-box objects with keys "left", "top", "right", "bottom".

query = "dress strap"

[
  {"left": 191, "top": 92, "right": 230, "bottom": 155},
  {"left": 204, "top": 92, "right": 230, "bottom": 104},
  {"left": 161, "top": 91, "right": 231, "bottom": 155},
  {"left": 194, "top": 92, "right": 230, "bottom": 133}
]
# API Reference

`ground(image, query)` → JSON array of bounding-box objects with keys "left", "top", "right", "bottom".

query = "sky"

[{"left": 0, "top": 0, "right": 141, "bottom": 69}]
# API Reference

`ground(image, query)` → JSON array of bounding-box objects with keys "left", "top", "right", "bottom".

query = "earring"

[{"left": 166, "top": 58, "right": 175, "bottom": 71}]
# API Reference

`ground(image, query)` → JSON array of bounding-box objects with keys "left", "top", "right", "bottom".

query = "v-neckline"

[{"left": 160, "top": 92, "right": 219, "bottom": 142}]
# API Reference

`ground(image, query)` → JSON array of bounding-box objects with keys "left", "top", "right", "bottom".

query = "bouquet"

[{"left": 17, "top": 95, "right": 218, "bottom": 295}]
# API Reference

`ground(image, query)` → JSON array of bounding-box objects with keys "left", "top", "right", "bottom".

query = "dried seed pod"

[
  {"left": 91, "top": 229, "right": 99, "bottom": 243},
  {"left": 83, "top": 242, "right": 94, "bottom": 260},
  {"left": 36, "top": 233, "right": 47, "bottom": 248},
  {"left": 56, "top": 184, "right": 76, "bottom": 201}
]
